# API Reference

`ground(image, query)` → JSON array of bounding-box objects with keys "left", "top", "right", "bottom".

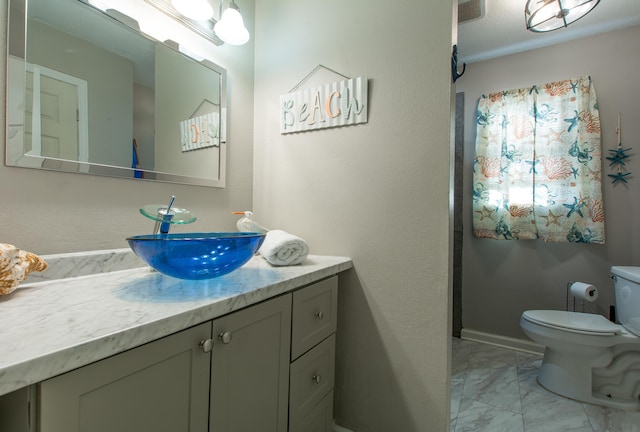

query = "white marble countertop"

[{"left": 0, "top": 252, "right": 352, "bottom": 397}]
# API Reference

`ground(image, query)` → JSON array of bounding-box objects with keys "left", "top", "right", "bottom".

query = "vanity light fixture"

[
  {"left": 171, "top": 0, "right": 214, "bottom": 21},
  {"left": 213, "top": 0, "right": 250, "bottom": 45},
  {"left": 525, "top": 0, "right": 600, "bottom": 32},
  {"left": 85, "top": 0, "right": 248, "bottom": 46}
]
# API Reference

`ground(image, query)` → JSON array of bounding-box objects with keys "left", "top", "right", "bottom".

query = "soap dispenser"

[{"left": 232, "top": 211, "right": 269, "bottom": 233}]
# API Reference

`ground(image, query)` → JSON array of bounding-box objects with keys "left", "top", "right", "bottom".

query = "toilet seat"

[{"left": 522, "top": 310, "right": 622, "bottom": 335}]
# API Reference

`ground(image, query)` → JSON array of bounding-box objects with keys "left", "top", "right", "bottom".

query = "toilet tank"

[{"left": 612, "top": 266, "right": 640, "bottom": 337}]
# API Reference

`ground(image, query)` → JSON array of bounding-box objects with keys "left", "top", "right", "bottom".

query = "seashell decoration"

[{"left": 0, "top": 243, "right": 48, "bottom": 295}]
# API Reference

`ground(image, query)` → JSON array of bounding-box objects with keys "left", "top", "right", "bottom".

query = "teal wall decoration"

[{"left": 607, "top": 113, "right": 633, "bottom": 184}]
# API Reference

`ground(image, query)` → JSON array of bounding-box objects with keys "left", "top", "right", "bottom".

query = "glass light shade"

[
  {"left": 214, "top": 5, "right": 250, "bottom": 45},
  {"left": 525, "top": 0, "right": 600, "bottom": 32},
  {"left": 171, "top": 0, "right": 214, "bottom": 21}
]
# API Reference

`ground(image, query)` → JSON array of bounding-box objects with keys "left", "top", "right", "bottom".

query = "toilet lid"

[{"left": 522, "top": 310, "right": 622, "bottom": 335}]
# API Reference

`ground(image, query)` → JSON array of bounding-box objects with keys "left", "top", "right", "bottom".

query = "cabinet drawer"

[
  {"left": 289, "top": 334, "right": 335, "bottom": 427},
  {"left": 289, "top": 390, "right": 334, "bottom": 432},
  {"left": 291, "top": 276, "right": 338, "bottom": 360}
]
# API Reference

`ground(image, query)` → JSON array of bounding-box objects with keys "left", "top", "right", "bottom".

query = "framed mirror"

[{"left": 6, "top": 0, "right": 228, "bottom": 187}]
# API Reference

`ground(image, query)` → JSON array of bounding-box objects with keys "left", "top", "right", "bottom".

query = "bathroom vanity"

[{"left": 0, "top": 250, "right": 351, "bottom": 432}]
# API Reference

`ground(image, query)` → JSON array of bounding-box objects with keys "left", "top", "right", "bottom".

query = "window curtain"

[{"left": 472, "top": 75, "right": 605, "bottom": 244}]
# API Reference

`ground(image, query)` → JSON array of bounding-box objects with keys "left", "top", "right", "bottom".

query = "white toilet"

[{"left": 520, "top": 266, "right": 640, "bottom": 410}]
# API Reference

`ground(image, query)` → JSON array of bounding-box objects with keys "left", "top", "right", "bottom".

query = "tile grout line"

[
  {"left": 579, "top": 402, "right": 597, "bottom": 432},
  {"left": 450, "top": 346, "right": 466, "bottom": 432},
  {"left": 452, "top": 340, "right": 476, "bottom": 432},
  {"left": 515, "top": 353, "right": 527, "bottom": 432}
]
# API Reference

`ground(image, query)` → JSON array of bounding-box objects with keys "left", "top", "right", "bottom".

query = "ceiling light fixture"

[
  {"left": 525, "top": 0, "right": 600, "bottom": 32},
  {"left": 213, "top": 0, "right": 249, "bottom": 45}
]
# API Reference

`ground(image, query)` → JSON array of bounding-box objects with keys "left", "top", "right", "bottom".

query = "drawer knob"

[
  {"left": 314, "top": 311, "right": 324, "bottom": 320},
  {"left": 312, "top": 374, "right": 322, "bottom": 384},
  {"left": 199, "top": 338, "right": 214, "bottom": 353},
  {"left": 219, "top": 331, "right": 233, "bottom": 344}
]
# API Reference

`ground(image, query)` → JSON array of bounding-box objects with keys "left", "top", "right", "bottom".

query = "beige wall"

[
  {"left": 0, "top": 1, "right": 256, "bottom": 254},
  {"left": 253, "top": 1, "right": 454, "bottom": 430},
  {"left": 455, "top": 25, "right": 640, "bottom": 340},
  {"left": 133, "top": 82, "right": 155, "bottom": 171},
  {"left": 154, "top": 44, "right": 220, "bottom": 179},
  {"left": 3, "top": 0, "right": 455, "bottom": 430},
  {"left": 27, "top": 19, "right": 133, "bottom": 168}
]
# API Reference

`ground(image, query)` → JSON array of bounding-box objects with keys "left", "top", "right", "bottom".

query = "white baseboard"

[
  {"left": 460, "top": 328, "right": 544, "bottom": 355},
  {"left": 333, "top": 424, "right": 355, "bottom": 432}
]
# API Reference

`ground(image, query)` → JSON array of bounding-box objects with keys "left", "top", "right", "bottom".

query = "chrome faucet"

[
  {"left": 140, "top": 196, "right": 197, "bottom": 235},
  {"left": 154, "top": 196, "right": 176, "bottom": 235}
]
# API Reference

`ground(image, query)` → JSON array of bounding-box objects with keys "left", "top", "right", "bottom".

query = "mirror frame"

[{"left": 5, "top": 0, "right": 228, "bottom": 188}]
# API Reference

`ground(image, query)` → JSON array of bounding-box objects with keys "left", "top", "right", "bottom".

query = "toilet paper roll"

[{"left": 570, "top": 282, "right": 598, "bottom": 302}]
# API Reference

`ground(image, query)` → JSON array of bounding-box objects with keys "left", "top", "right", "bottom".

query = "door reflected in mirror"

[{"left": 6, "top": 0, "right": 227, "bottom": 187}]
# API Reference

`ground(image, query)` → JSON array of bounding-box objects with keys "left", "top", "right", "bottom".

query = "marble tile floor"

[{"left": 451, "top": 337, "right": 640, "bottom": 432}]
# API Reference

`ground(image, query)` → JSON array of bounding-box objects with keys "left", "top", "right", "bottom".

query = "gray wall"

[
  {"left": 253, "top": 0, "right": 454, "bottom": 430},
  {"left": 455, "top": 25, "right": 640, "bottom": 340}
]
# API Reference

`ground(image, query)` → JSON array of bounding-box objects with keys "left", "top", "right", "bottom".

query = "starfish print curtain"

[{"left": 472, "top": 75, "right": 605, "bottom": 243}]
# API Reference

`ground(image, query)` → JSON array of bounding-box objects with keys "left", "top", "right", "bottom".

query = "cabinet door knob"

[
  {"left": 199, "top": 338, "right": 214, "bottom": 353},
  {"left": 218, "top": 331, "right": 233, "bottom": 344},
  {"left": 312, "top": 374, "right": 322, "bottom": 384},
  {"left": 314, "top": 311, "right": 324, "bottom": 320}
]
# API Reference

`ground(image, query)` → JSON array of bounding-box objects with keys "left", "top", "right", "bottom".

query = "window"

[{"left": 472, "top": 75, "right": 605, "bottom": 243}]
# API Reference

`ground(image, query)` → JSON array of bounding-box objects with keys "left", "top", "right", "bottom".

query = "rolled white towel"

[{"left": 259, "top": 230, "right": 309, "bottom": 266}]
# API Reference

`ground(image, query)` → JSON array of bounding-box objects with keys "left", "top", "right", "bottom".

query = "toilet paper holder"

[{"left": 565, "top": 281, "right": 599, "bottom": 312}]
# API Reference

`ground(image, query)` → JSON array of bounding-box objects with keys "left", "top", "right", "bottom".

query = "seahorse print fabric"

[{"left": 472, "top": 75, "right": 605, "bottom": 243}]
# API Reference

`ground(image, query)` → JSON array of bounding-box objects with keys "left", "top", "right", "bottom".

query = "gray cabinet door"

[
  {"left": 39, "top": 322, "right": 212, "bottom": 432},
  {"left": 0, "top": 386, "right": 35, "bottom": 432},
  {"left": 210, "top": 294, "right": 292, "bottom": 432}
]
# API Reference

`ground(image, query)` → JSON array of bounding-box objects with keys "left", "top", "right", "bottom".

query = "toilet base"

[
  {"left": 537, "top": 346, "right": 640, "bottom": 411},
  {"left": 521, "top": 312, "right": 640, "bottom": 411}
]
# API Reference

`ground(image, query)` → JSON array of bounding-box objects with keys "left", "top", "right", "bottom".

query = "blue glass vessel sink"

[{"left": 127, "top": 232, "right": 266, "bottom": 280}]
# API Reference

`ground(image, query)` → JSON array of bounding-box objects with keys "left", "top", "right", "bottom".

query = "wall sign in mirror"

[{"left": 6, "top": 0, "right": 228, "bottom": 187}]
